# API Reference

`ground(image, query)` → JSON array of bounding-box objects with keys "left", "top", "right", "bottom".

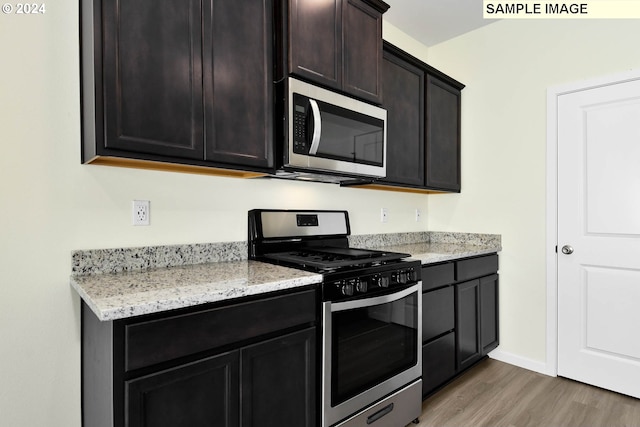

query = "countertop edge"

[
  {"left": 410, "top": 246, "right": 501, "bottom": 264},
  {"left": 72, "top": 264, "right": 323, "bottom": 322}
]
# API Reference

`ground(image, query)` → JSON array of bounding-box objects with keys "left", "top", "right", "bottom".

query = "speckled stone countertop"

[
  {"left": 373, "top": 242, "right": 500, "bottom": 264},
  {"left": 351, "top": 231, "right": 501, "bottom": 264},
  {"left": 71, "top": 260, "right": 322, "bottom": 321},
  {"left": 71, "top": 232, "right": 500, "bottom": 321}
]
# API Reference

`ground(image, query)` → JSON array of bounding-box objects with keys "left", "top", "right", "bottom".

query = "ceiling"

[{"left": 384, "top": 0, "right": 499, "bottom": 47}]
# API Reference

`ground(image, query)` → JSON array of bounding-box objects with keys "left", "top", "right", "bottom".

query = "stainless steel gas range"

[{"left": 248, "top": 209, "right": 422, "bottom": 427}]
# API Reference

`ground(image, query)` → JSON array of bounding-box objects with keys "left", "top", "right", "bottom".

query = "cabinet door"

[
  {"left": 422, "top": 286, "right": 454, "bottom": 343},
  {"left": 426, "top": 74, "right": 461, "bottom": 192},
  {"left": 241, "top": 328, "right": 316, "bottom": 427},
  {"left": 203, "top": 0, "right": 274, "bottom": 169},
  {"left": 381, "top": 47, "right": 424, "bottom": 186},
  {"left": 289, "top": 0, "right": 341, "bottom": 91},
  {"left": 422, "top": 331, "right": 456, "bottom": 397},
  {"left": 456, "top": 279, "right": 481, "bottom": 371},
  {"left": 342, "top": 0, "right": 383, "bottom": 103},
  {"left": 126, "top": 351, "right": 239, "bottom": 427},
  {"left": 480, "top": 274, "right": 499, "bottom": 355},
  {"left": 102, "top": 0, "right": 204, "bottom": 159}
]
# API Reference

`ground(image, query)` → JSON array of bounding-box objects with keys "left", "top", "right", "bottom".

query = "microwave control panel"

[{"left": 293, "top": 95, "right": 309, "bottom": 154}]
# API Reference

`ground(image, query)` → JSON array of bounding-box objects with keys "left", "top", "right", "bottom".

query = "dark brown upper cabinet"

[
  {"left": 381, "top": 44, "right": 425, "bottom": 187},
  {"left": 426, "top": 74, "right": 462, "bottom": 192},
  {"left": 81, "top": 0, "right": 274, "bottom": 176},
  {"left": 378, "top": 41, "right": 464, "bottom": 193},
  {"left": 279, "top": 0, "right": 389, "bottom": 104}
]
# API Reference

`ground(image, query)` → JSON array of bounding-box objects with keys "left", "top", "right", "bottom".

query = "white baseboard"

[{"left": 488, "top": 349, "right": 553, "bottom": 376}]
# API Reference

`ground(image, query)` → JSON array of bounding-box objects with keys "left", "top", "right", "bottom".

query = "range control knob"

[
  {"left": 341, "top": 281, "right": 355, "bottom": 297},
  {"left": 397, "top": 270, "right": 408, "bottom": 284},
  {"left": 380, "top": 275, "right": 390, "bottom": 288},
  {"left": 356, "top": 278, "right": 368, "bottom": 293}
]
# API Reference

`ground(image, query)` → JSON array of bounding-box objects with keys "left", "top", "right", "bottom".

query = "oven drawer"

[
  {"left": 456, "top": 254, "right": 499, "bottom": 282},
  {"left": 422, "top": 286, "right": 454, "bottom": 343},
  {"left": 422, "top": 262, "right": 455, "bottom": 291},
  {"left": 124, "top": 289, "right": 316, "bottom": 372}
]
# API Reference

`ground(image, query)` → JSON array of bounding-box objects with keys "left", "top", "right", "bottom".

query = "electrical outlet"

[
  {"left": 415, "top": 209, "right": 422, "bottom": 222},
  {"left": 132, "top": 200, "right": 150, "bottom": 226},
  {"left": 380, "top": 208, "right": 388, "bottom": 223}
]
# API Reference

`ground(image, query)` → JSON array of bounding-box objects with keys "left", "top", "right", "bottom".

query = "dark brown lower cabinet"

[
  {"left": 126, "top": 328, "right": 315, "bottom": 427},
  {"left": 456, "top": 279, "right": 482, "bottom": 371},
  {"left": 241, "top": 329, "right": 316, "bottom": 427},
  {"left": 421, "top": 332, "right": 456, "bottom": 396},
  {"left": 83, "top": 288, "right": 318, "bottom": 427},
  {"left": 127, "top": 351, "right": 240, "bottom": 427},
  {"left": 480, "top": 274, "right": 499, "bottom": 355},
  {"left": 421, "top": 254, "right": 499, "bottom": 398}
]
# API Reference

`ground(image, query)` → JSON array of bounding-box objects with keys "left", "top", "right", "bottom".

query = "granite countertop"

[
  {"left": 71, "top": 260, "right": 322, "bottom": 321},
  {"left": 71, "top": 232, "right": 501, "bottom": 322},
  {"left": 374, "top": 242, "right": 501, "bottom": 265},
  {"left": 351, "top": 231, "right": 502, "bottom": 264}
]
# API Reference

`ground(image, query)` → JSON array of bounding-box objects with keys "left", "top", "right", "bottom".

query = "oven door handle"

[{"left": 330, "top": 283, "right": 420, "bottom": 313}]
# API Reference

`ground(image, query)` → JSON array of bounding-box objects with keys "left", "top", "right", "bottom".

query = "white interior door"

[{"left": 557, "top": 78, "right": 640, "bottom": 398}]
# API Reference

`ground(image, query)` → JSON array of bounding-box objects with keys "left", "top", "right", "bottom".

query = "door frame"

[{"left": 545, "top": 68, "right": 640, "bottom": 377}]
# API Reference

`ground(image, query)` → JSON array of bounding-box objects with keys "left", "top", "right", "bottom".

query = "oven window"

[{"left": 331, "top": 291, "right": 418, "bottom": 406}]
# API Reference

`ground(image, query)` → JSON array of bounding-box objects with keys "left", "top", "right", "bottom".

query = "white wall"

[
  {"left": 0, "top": 3, "right": 428, "bottom": 425},
  {"left": 8, "top": 3, "right": 637, "bottom": 423},
  {"left": 426, "top": 19, "right": 640, "bottom": 370}
]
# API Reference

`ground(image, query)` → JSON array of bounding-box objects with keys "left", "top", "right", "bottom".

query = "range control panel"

[{"left": 323, "top": 261, "right": 421, "bottom": 302}]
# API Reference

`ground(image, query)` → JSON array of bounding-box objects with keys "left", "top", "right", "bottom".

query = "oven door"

[{"left": 322, "top": 283, "right": 422, "bottom": 427}]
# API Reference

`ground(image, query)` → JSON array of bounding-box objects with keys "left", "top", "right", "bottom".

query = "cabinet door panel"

[
  {"left": 480, "top": 274, "right": 499, "bottom": 355},
  {"left": 241, "top": 328, "right": 316, "bottom": 427},
  {"left": 289, "top": 0, "right": 341, "bottom": 90},
  {"left": 426, "top": 75, "right": 461, "bottom": 191},
  {"left": 381, "top": 48, "right": 424, "bottom": 186},
  {"left": 203, "top": 0, "right": 274, "bottom": 168},
  {"left": 457, "top": 254, "right": 499, "bottom": 282},
  {"left": 126, "top": 351, "right": 239, "bottom": 427},
  {"left": 456, "top": 279, "right": 481, "bottom": 371},
  {"left": 422, "top": 262, "right": 455, "bottom": 292},
  {"left": 422, "top": 286, "right": 454, "bottom": 342},
  {"left": 103, "top": 0, "right": 204, "bottom": 158},
  {"left": 343, "top": 0, "right": 383, "bottom": 103},
  {"left": 422, "top": 331, "right": 456, "bottom": 397}
]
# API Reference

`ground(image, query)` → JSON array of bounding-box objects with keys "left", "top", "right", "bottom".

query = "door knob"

[{"left": 561, "top": 245, "right": 574, "bottom": 255}]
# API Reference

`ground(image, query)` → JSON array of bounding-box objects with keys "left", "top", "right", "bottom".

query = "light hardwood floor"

[{"left": 413, "top": 358, "right": 640, "bottom": 427}]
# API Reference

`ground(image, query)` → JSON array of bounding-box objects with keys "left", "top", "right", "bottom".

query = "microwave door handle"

[{"left": 308, "top": 99, "right": 322, "bottom": 155}]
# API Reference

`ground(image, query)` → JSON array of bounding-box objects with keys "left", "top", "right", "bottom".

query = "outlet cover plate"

[{"left": 132, "top": 200, "right": 150, "bottom": 226}]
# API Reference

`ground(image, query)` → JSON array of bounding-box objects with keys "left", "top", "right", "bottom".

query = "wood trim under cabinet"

[
  {"left": 85, "top": 156, "right": 268, "bottom": 179},
  {"left": 355, "top": 183, "right": 451, "bottom": 194}
]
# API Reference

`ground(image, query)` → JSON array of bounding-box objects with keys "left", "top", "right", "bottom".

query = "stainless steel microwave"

[{"left": 279, "top": 77, "right": 387, "bottom": 182}]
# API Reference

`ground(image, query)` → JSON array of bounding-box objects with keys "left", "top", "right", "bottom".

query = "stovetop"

[
  {"left": 248, "top": 209, "right": 414, "bottom": 275},
  {"left": 248, "top": 209, "right": 421, "bottom": 301},
  {"left": 263, "top": 246, "right": 410, "bottom": 273}
]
